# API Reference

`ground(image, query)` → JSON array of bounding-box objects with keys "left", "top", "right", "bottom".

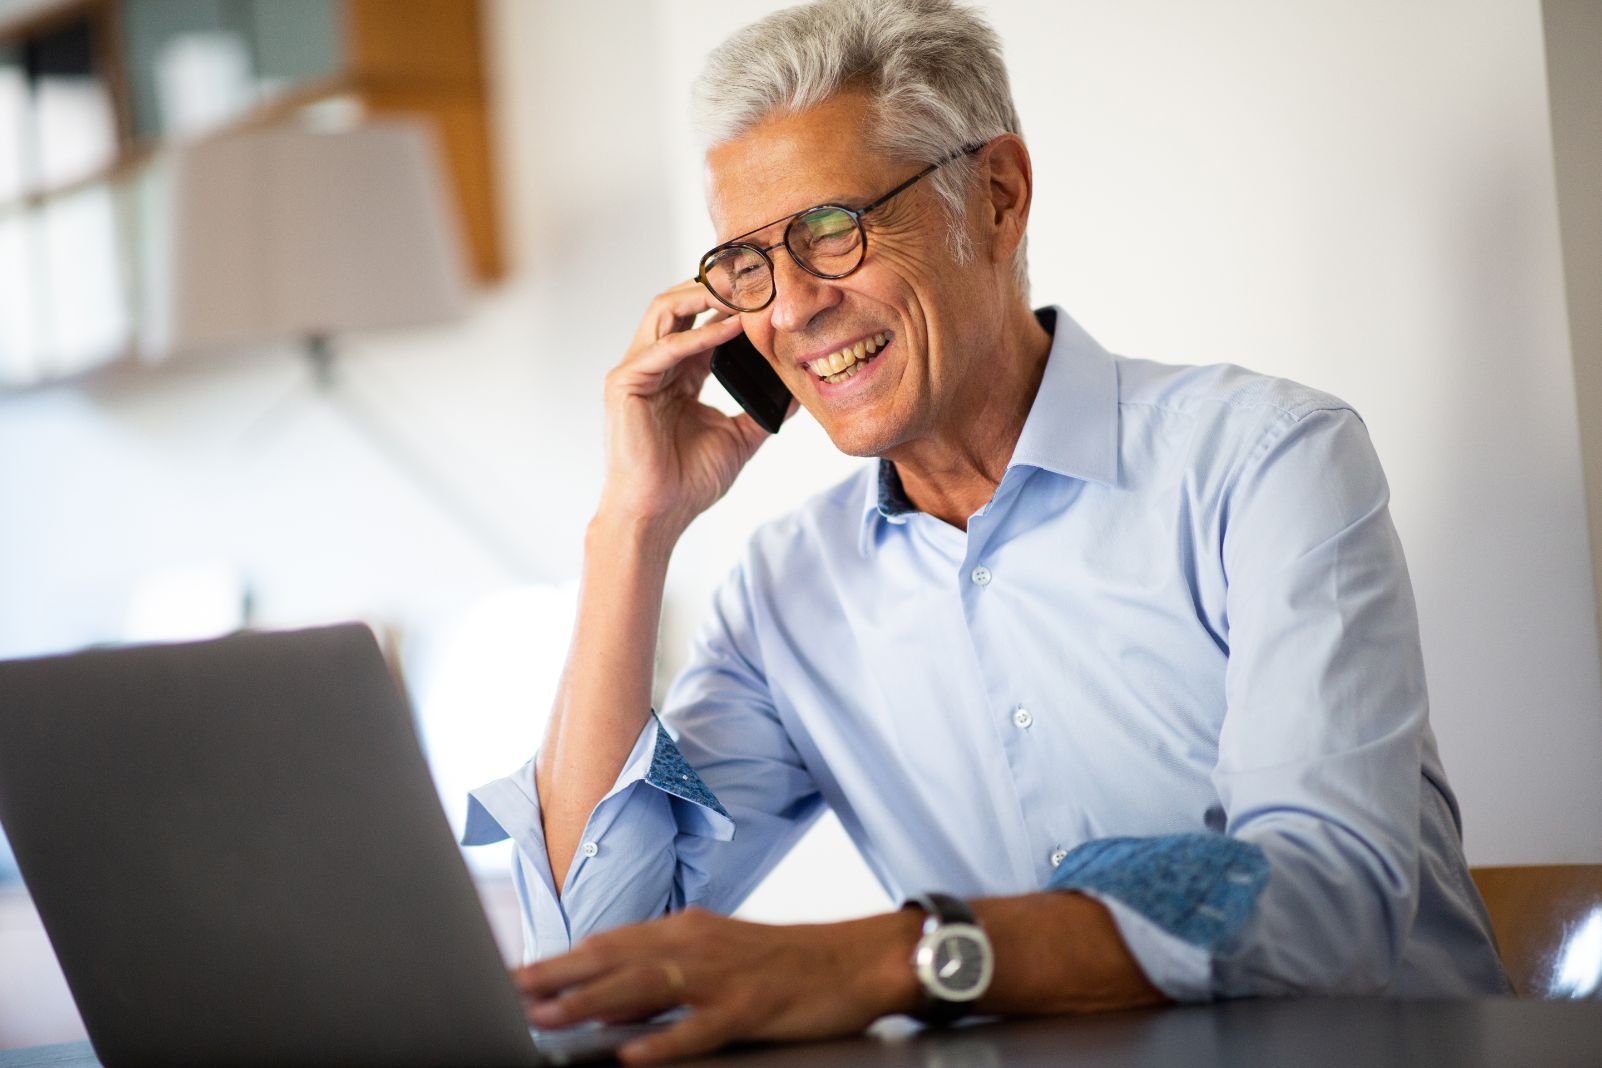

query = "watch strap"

[
  {"left": 909, "top": 892, "right": 975, "bottom": 931},
  {"left": 903, "top": 892, "right": 982, "bottom": 1025}
]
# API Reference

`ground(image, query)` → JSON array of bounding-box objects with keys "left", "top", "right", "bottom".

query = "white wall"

[
  {"left": 1545, "top": 0, "right": 1602, "bottom": 682},
  {"left": 0, "top": 2, "right": 1597, "bottom": 920},
  {"left": 1025, "top": 0, "right": 1602, "bottom": 863}
]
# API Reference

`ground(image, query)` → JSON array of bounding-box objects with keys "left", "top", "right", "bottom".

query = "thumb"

[{"left": 731, "top": 411, "right": 775, "bottom": 459}]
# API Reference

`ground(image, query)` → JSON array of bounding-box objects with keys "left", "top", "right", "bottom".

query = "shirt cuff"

[
  {"left": 1046, "top": 834, "right": 1270, "bottom": 999},
  {"left": 1088, "top": 892, "right": 1214, "bottom": 1002},
  {"left": 461, "top": 756, "right": 570, "bottom": 956},
  {"left": 460, "top": 713, "right": 733, "bottom": 957}
]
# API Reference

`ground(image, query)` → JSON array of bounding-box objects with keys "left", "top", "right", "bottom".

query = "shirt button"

[
  {"left": 581, "top": 841, "right": 599, "bottom": 858},
  {"left": 1012, "top": 707, "right": 1033, "bottom": 729},
  {"left": 1050, "top": 846, "right": 1068, "bottom": 868},
  {"left": 970, "top": 566, "right": 992, "bottom": 586}
]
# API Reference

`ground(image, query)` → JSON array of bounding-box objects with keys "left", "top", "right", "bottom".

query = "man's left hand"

[{"left": 513, "top": 907, "right": 920, "bottom": 1064}]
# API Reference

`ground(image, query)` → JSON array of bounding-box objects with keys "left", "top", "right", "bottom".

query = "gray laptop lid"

[{"left": 0, "top": 624, "right": 539, "bottom": 1067}]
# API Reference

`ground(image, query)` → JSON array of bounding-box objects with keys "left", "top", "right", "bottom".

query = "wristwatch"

[{"left": 904, "top": 892, "right": 994, "bottom": 1024}]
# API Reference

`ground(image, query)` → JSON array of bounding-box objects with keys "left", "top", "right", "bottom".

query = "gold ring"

[{"left": 660, "top": 960, "right": 687, "bottom": 996}]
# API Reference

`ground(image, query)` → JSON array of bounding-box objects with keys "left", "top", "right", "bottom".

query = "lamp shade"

[{"left": 145, "top": 118, "right": 469, "bottom": 358}]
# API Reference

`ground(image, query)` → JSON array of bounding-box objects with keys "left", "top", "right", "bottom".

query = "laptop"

[{"left": 0, "top": 623, "right": 665, "bottom": 1066}]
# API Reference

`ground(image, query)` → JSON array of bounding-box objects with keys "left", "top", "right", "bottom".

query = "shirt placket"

[{"left": 942, "top": 474, "right": 1050, "bottom": 891}]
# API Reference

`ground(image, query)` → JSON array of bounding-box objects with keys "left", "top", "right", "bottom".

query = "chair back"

[{"left": 1470, "top": 865, "right": 1602, "bottom": 998}]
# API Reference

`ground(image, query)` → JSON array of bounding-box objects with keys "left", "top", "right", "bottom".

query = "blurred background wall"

[{"left": 1, "top": 0, "right": 1599, "bottom": 1046}]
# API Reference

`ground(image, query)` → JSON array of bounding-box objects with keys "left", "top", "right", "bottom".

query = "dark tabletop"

[{"left": 5, "top": 997, "right": 1601, "bottom": 1068}]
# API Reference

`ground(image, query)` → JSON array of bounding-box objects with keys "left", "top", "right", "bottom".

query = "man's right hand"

[{"left": 596, "top": 281, "right": 775, "bottom": 537}]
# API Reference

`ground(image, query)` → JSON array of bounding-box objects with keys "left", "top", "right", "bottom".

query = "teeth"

[{"left": 808, "top": 333, "right": 891, "bottom": 378}]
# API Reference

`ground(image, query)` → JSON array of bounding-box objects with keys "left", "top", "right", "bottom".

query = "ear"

[{"left": 979, "top": 134, "right": 1033, "bottom": 268}]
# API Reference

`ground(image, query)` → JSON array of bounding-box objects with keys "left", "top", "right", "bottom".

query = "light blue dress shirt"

[{"left": 465, "top": 307, "right": 1509, "bottom": 1001}]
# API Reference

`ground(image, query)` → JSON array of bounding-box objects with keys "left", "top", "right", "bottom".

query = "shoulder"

[
  {"left": 1116, "top": 355, "right": 1359, "bottom": 431},
  {"left": 1109, "top": 356, "right": 1380, "bottom": 503}
]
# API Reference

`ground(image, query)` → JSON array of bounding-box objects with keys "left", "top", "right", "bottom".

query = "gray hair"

[{"left": 692, "top": 0, "right": 1029, "bottom": 295}]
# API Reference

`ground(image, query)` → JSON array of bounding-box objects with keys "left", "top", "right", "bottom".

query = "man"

[{"left": 463, "top": 0, "right": 1509, "bottom": 1062}]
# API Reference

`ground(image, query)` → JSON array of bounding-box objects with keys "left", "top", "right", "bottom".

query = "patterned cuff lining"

[
  {"left": 1046, "top": 834, "right": 1269, "bottom": 951},
  {"left": 642, "top": 712, "right": 734, "bottom": 841}
]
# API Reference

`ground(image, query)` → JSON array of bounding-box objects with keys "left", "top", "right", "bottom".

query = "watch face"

[
  {"left": 934, "top": 933, "right": 985, "bottom": 992},
  {"left": 917, "top": 923, "right": 994, "bottom": 1002}
]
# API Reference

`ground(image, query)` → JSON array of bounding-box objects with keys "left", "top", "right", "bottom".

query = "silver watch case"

[{"left": 913, "top": 920, "right": 995, "bottom": 1002}]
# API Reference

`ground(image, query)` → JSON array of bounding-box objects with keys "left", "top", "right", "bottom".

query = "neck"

[{"left": 886, "top": 300, "right": 1053, "bottom": 529}]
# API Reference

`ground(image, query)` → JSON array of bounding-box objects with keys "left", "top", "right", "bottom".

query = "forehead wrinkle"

[{"left": 705, "top": 89, "right": 888, "bottom": 244}]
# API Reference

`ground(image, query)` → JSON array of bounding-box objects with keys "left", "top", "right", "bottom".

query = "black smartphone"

[{"left": 709, "top": 328, "right": 792, "bottom": 434}]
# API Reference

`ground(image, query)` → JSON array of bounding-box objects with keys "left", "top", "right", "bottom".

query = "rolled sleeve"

[
  {"left": 464, "top": 551, "right": 826, "bottom": 963},
  {"left": 1209, "top": 405, "right": 1430, "bottom": 996},
  {"left": 1042, "top": 406, "right": 1439, "bottom": 1000},
  {"left": 462, "top": 713, "right": 732, "bottom": 960},
  {"left": 1096, "top": 896, "right": 1214, "bottom": 1003},
  {"left": 1047, "top": 834, "right": 1268, "bottom": 1002}
]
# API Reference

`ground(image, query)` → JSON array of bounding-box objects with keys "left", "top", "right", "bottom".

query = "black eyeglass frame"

[{"left": 695, "top": 142, "right": 987, "bottom": 314}]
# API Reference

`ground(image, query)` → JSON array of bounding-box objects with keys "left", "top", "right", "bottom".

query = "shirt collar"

[
  {"left": 858, "top": 305, "right": 1120, "bottom": 553},
  {"left": 1006, "top": 306, "right": 1120, "bottom": 486}
]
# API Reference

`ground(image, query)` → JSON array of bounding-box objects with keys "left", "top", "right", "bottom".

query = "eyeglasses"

[{"left": 695, "top": 143, "right": 984, "bottom": 313}]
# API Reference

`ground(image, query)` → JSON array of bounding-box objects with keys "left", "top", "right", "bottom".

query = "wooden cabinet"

[{"left": 0, "top": 0, "right": 500, "bottom": 388}]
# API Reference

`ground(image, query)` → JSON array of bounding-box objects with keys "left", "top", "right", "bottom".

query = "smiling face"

[{"left": 705, "top": 90, "right": 1009, "bottom": 458}]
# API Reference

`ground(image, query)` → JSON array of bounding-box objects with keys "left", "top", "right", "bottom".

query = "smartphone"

[{"left": 709, "top": 328, "right": 792, "bottom": 435}]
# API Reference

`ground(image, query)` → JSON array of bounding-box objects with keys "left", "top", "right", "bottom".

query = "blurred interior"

[{"left": 1, "top": 0, "right": 1599, "bottom": 1048}]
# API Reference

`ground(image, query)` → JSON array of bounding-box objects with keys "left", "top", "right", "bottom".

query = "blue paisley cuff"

[
  {"left": 643, "top": 711, "right": 734, "bottom": 840},
  {"left": 1046, "top": 834, "right": 1269, "bottom": 952}
]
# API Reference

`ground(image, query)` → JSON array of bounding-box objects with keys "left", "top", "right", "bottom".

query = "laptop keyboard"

[{"left": 528, "top": 1019, "right": 675, "bottom": 1065}]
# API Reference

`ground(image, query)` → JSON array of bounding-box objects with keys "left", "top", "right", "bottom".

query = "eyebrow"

[
  {"left": 706, "top": 145, "right": 979, "bottom": 253},
  {"left": 715, "top": 193, "right": 865, "bottom": 249}
]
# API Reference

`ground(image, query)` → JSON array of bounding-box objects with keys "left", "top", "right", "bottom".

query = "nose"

[{"left": 766, "top": 249, "right": 842, "bottom": 335}]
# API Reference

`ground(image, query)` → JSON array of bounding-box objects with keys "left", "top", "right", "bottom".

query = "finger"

[
  {"left": 620, "top": 315, "right": 744, "bottom": 381},
  {"left": 512, "top": 947, "right": 613, "bottom": 1001},
  {"left": 638, "top": 282, "right": 724, "bottom": 345},
  {"left": 730, "top": 411, "right": 774, "bottom": 456},
  {"left": 724, "top": 398, "right": 793, "bottom": 453},
  {"left": 666, "top": 348, "right": 715, "bottom": 400},
  {"left": 673, "top": 302, "right": 735, "bottom": 337},
  {"left": 618, "top": 1005, "right": 744, "bottom": 1065},
  {"left": 632, "top": 281, "right": 705, "bottom": 347},
  {"left": 695, "top": 306, "right": 735, "bottom": 328},
  {"left": 528, "top": 962, "right": 684, "bottom": 1029}
]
